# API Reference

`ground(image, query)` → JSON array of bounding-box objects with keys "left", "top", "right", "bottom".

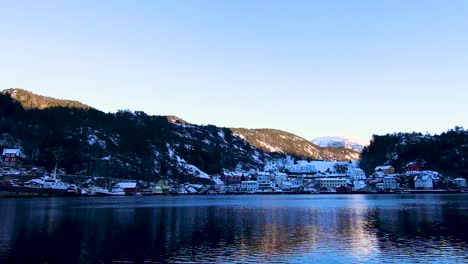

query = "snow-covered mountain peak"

[{"left": 312, "top": 136, "right": 366, "bottom": 152}]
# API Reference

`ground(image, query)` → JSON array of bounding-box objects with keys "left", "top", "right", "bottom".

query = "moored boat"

[{"left": 95, "top": 187, "right": 126, "bottom": 196}]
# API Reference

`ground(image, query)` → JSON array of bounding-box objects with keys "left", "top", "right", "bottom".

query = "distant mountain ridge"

[
  {"left": 1, "top": 88, "right": 92, "bottom": 110},
  {"left": 312, "top": 136, "right": 365, "bottom": 152}
]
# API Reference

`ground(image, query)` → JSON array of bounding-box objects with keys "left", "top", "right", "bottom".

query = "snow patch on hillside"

[
  {"left": 166, "top": 144, "right": 211, "bottom": 180},
  {"left": 88, "top": 135, "right": 106, "bottom": 148},
  {"left": 258, "top": 140, "right": 283, "bottom": 153}
]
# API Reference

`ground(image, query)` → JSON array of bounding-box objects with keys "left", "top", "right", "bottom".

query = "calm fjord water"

[{"left": 0, "top": 194, "right": 467, "bottom": 264}]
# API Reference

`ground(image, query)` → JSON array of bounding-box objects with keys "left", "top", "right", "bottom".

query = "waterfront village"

[{"left": 1, "top": 148, "right": 467, "bottom": 197}]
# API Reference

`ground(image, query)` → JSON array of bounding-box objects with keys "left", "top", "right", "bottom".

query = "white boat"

[
  {"left": 95, "top": 186, "right": 126, "bottom": 196},
  {"left": 42, "top": 176, "right": 68, "bottom": 190},
  {"left": 24, "top": 175, "right": 68, "bottom": 190}
]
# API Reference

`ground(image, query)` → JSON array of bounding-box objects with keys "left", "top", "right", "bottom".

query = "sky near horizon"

[{"left": 1, "top": 0, "right": 467, "bottom": 143}]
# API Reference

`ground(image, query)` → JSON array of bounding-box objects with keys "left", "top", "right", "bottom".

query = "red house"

[
  {"left": 2, "top": 148, "right": 21, "bottom": 166},
  {"left": 405, "top": 162, "right": 422, "bottom": 172},
  {"left": 117, "top": 182, "right": 138, "bottom": 195},
  {"left": 220, "top": 174, "right": 246, "bottom": 185}
]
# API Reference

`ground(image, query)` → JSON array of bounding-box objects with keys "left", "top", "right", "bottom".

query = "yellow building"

[
  {"left": 156, "top": 180, "right": 170, "bottom": 193},
  {"left": 374, "top": 165, "right": 395, "bottom": 175}
]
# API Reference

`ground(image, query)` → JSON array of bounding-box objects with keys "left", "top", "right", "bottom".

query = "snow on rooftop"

[
  {"left": 375, "top": 165, "right": 393, "bottom": 171},
  {"left": 2, "top": 149, "right": 20, "bottom": 155},
  {"left": 317, "top": 177, "right": 347, "bottom": 181},
  {"left": 118, "top": 182, "right": 137, "bottom": 188}
]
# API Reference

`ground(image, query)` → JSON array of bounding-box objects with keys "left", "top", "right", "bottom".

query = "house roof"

[
  {"left": 118, "top": 182, "right": 137, "bottom": 188},
  {"left": 2, "top": 149, "right": 20, "bottom": 155},
  {"left": 375, "top": 165, "right": 393, "bottom": 171},
  {"left": 241, "top": 180, "right": 258, "bottom": 184},
  {"left": 413, "top": 175, "right": 433, "bottom": 181},
  {"left": 317, "top": 178, "right": 347, "bottom": 181}
]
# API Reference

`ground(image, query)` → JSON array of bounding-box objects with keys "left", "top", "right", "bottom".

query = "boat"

[
  {"left": 41, "top": 176, "right": 68, "bottom": 190},
  {"left": 66, "top": 184, "right": 83, "bottom": 196},
  {"left": 95, "top": 185, "right": 126, "bottom": 196},
  {"left": 82, "top": 186, "right": 106, "bottom": 196}
]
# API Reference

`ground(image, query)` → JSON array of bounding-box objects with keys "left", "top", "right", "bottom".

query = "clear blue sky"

[{"left": 1, "top": 0, "right": 467, "bottom": 143}]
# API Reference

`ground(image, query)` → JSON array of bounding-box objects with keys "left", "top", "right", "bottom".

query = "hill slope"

[
  {"left": 231, "top": 128, "right": 360, "bottom": 161},
  {"left": 360, "top": 128, "right": 468, "bottom": 177},
  {"left": 0, "top": 89, "right": 268, "bottom": 182},
  {"left": 1, "top": 88, "right": 92, "bottom": 110},
  {"left": 0, "top": 88, "right": 361, "bottom": 183}
]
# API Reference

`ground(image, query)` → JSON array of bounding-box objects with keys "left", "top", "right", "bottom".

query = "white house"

[
  {"left": 376, "top": 183, "right": 384, "bottom": 190},
  {"left": 281, "top": 181, "right": 293, "bottom": 191},
  {"left": 279, "top": 179, "right": 304, "bottom": 191},
  {"left": 317, "top": 178, "right": 347, "bottom": 190},
  {"left": 291, "top": 179, "right": 303, "bottom": 190},
  {"left": 353, "top": 180, "right": 367, "bottom": 191},
  {"left": 273, "top": 174, "right": 288, "bottom": 186},
  {"left": 414, "top": 175, "right": 434, "bottom": 190},
  {"left": 383, "top": 176, "right": 399, "bottom": 191},
  {"left": 349, "top": 167, "right": 366, "bottom": 180},
  {"left": 257, "top": 176, "right": 275, "bottom": 191},
  {"left": 454, "top": 178, "right": 467, "bottom": 188},
  {"left": 241, "top": 181, "right": 259, "bottom": 192}
]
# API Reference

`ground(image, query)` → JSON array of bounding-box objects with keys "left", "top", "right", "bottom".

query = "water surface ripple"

[{"left": 0, "top": 194, "right": 467, "bottom": 263}]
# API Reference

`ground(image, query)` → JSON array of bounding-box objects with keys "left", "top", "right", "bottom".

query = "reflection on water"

[{"left": 0, "top": 194, "right": 467, "bottom": 263}]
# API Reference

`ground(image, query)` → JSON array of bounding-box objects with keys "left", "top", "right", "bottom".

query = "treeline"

[{"left": 360, "top": 127, "right": 468, "bottom": 177}]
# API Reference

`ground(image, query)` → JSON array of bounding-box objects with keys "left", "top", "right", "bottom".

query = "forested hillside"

[
  {"left": 360, "top": 127, "right": 468, "bottom": 177},
  {"left": 0, "top": 90, "right": 268, "bottom": 181}
]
